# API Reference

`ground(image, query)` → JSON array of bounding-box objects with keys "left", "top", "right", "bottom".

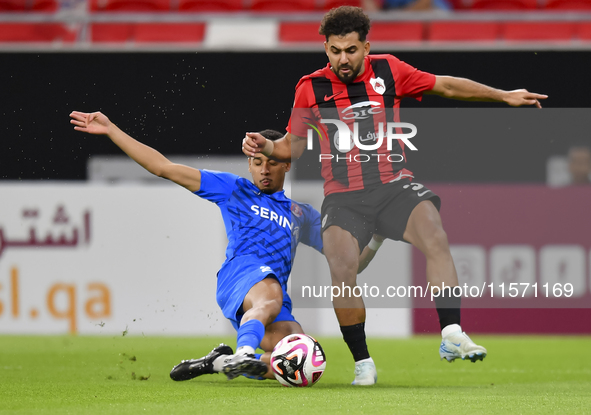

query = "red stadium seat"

[
  {"left": 178, "top": 0, "right": 244, "bottom": 11},
  {"left": 134, "top": 23, "right": 205, "bottom": 42},
  {"left": 428, "top": 21, "right": 500, "bottom": 41},
  {"left": 250, "top": 0, "right": 316, "bottom": 11},
  {"left": 91, "top": 23, "right": 205, "bottom": 43},
  {"left": 30, "top": 0, "right": 58, "bottom": 11},
  {"left": 447, "top": 0, "right": 469, "bottom": 9},
  {"left": 544, "top": 0, "right": 591, "bottom": 10},
  {"left": 469, "top": 0, "right": 538, "bottom": 10},
  {"left": 0, "top": 23, "right": 77, "bottom": 42},
  {"left": 576, "top": 22, "right": 591, "bottom": 39},
  {"left": 0, "top": 0, "right": 25, "bottom": 10},
  {"left": 503, "top": 22, "right": 576, "bottom": 40},
  {"left": 90, "top": 0, "right": 171, "bottom": 12},
  {"left": 90, "top": 23, "right": 134, "bottom": 42},
  {"left": 0, "top": 0, "right": 58, "bottom": 11},
  {"left": 368, "top": 22, "right": 424, "bottom": 41},
  {"left": 279, "top": 22, "right": 323, "bottom": 42},
  {"left": 321, "top": 0, "right": 361, "bottom": 10}
]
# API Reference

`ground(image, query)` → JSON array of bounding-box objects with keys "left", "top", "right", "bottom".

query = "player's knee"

[
  {"left": 329, "top": 267, "right": 357, "bottom": 286},
  {"left": 260, "top": 298, "right": 282, "bottom": 324},
  {"left": 423, "top": 226, "right": 450, "bottom": 257},
  {"left": 326, "top": 253, "right": 358, "bottom": 279},
  {"left": 329, "top": 266, "right": 358, "bottom": 286}
]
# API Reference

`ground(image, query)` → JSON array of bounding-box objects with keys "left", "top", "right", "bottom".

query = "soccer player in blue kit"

[{"left": 69, "top": 110, "right": 380, "bottom": 382}]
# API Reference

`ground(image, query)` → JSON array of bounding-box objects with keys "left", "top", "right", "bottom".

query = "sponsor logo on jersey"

[
  {"left": 251, "top": 205, "right": 292, "bottom": 230},
  {"left": 341, "top": 101, "right": 382, "bottom": 120}
]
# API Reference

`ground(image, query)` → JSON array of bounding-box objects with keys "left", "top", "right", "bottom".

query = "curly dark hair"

[
  {"left": 259, "top": 129, "right": 283, "bottom": 141},
  {"left": 319, "top": 6, "right": 371, "bottom": 42}
]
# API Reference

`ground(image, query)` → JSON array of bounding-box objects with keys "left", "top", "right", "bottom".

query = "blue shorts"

[{"left": 216, "top": 255, "right": 297, "bottom": 331}]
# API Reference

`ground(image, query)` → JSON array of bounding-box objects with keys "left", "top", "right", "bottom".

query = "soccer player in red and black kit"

[{"left": 243, "top": 6, "right": 547, "bottom": 385}]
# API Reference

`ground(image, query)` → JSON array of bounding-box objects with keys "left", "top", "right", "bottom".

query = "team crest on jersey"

[
  {"left": 370, "top": 77, "right": 386, "bottom": 95},
  {"left": 291, "top": 203, "right": 303, "bottom": 218}
]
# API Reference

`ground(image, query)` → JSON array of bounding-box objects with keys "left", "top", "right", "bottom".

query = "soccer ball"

[{"left": 270, "top": 333, "right": 326, "bottom": 387}]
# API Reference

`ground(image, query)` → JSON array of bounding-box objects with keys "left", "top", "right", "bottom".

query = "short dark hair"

[
  {"left": 319, "top": 6, "right": 371, "bottom": 42},
  {"left": 259, "top": 129, "right": 283, "bottom": 141}
]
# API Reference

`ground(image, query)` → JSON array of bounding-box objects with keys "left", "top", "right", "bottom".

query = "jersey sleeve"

[
  {"left": 194, "top": 170, "right": 239, "bottom": 204},
  {"left": 389, "top": 55, "right": 436, "bottom": 101},
  {"left": 287, "top": 78, "right": 315, "bottom": 139},
  {"left": 299, "top": 203, "right": 323, "bottom": 254}
]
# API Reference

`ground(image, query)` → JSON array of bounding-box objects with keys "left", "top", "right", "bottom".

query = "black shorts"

[{"left": 320, "top": 179, "right": 441, "bottom": 251}]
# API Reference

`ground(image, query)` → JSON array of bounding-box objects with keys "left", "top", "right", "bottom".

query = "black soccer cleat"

[
  {"left": 170, "top": 343, "right": 234, "bottom": 381},
  {"left": 221, "top": 353, "right": 268, "bottom": 380}
]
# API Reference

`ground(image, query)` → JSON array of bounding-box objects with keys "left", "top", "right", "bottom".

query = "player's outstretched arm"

[
  {"left": 69, "top": 111, "right": 201, "bottom": 192},
  {"left": 427, "top": 76, "right": 548, "bottom": 108},
  {"left": 357, "top": 235, "right": 385, "bottom": 274},
  {"left": 242, "top": 132, "right": 306, "bottom": 162}
]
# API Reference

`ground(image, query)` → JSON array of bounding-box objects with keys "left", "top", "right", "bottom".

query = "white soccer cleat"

[
  {"left": 221, "top": 353, "right": 267, "bottom": 380},
  {"left": 439, "top": 330, "right": 487, "bottom": 363},
  {"left": 351, "top": 360, "right": 377, "bottom": 385}
]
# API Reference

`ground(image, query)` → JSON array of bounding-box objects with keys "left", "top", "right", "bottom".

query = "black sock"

[
  {"left": 434, "top": 288, "right": 462, "bottom": 330},
  {"left": 340, "top": 323, "right": 370, "bottom": 362}
]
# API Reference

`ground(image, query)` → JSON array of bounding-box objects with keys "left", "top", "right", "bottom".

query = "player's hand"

[
  {"left": 504, "top": 89, "right": 548, "bottom": 109},
  {"left": 69, "top": 111, "right": 112, "bottom": 135},
  {"left": 242, "top": 132, "right": 267, "bottom": 157}
]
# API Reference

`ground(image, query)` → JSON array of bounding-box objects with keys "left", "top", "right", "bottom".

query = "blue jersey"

[{"left": 195, "top": 170, "right": 323, "bottom": 288}]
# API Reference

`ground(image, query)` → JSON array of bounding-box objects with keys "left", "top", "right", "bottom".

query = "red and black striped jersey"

[{"left": 287, "top": 54, "right": 435, "bottom": 196}]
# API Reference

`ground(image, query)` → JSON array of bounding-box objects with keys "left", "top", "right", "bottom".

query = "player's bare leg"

[
  {"left": 223, "top": 278, "right": 284, "bottom": 379},
  {"left": 323, "top": 226, "right": 376, "bottom": 385},
  {"left": 403, "top": 200, "right": 487, "bottom": 362},
  {"left": 403, "top": 200, "right": 457, "bottom": 289},
  {"left": 241, "top": 277, "right": 284, "bottom": 327},
  {"left": 323, "top": 226, "right": 365, "bottom": 320},
  {"left": 256, "top": 320, "right": 305, "bottom": 379}
]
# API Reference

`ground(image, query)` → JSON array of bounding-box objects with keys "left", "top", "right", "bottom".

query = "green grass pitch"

[{"left": 1, "top": 335, "right": 590, "bottom": 414}]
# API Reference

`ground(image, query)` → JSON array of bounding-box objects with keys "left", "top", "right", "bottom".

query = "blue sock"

[{"left": 236, "top": 319, "right": 265, "bottom": 352}]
